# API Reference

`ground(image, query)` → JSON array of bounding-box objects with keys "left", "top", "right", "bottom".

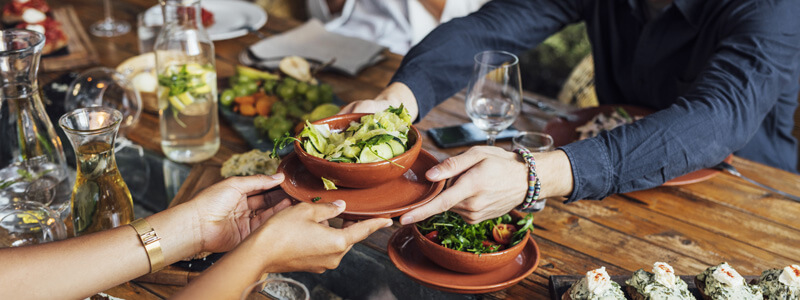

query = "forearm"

[
  {"left": 0, "top": 204, "right": 200, "bottom": 299},
  {"left": 172, "top": 238, "right": 268, "bottom": 300},
  {"left": 532, "top": 150, "right": 574, "bottom": 199}
]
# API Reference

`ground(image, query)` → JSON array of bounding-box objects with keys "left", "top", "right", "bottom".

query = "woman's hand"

[
  {"left": 252, "top": 200, "right": 393, "bottom": 273},
  {"left": 340, "top": 82, "right": 420, "bottom": 119},
  {"left": 185, "top": 174, "right": 291, "bottom": 254}
]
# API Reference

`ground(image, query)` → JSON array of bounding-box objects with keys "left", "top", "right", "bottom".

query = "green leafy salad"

[
  {"left": 416, "top": 211, "right": 534, "bottom": 254},
  {"left": 273, "top": 105, "right": 413, "bottom": 164}
]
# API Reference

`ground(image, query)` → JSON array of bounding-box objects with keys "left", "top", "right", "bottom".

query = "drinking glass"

[
  {"left": 240, "top": 277, "right": 310, "bottom": 300},
  {"left": 465, "top": 50, "right": 522, "bottom": 146},
  {"left": 0, "top": 200, "right": 67, "bottom": 248},
  {"left": 512, "top": 131, "right": 554, "bottom": 153},
  {"left": 90, "top": 0, "right": 131, "bottom": 37}
]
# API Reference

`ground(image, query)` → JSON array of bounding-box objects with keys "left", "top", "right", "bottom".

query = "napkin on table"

[{"left": 245, "top": 19, "right": 385, "bottom": 76}]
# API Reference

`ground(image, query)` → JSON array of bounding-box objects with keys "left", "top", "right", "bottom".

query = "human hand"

[
  {"left": 339, "top": 82, "right": 419, "bottom": 119},
  {"left": 400, "top": 146, "right": 528, "bottom": 224},
  {"left": 185, "top": 174, "right": 292, "bottom": 254},
  {"left": 252, "top": 200, "right": 393, "bottom": 273}
]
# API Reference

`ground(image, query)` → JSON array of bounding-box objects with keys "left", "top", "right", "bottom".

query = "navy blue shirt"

[{"left": 392, "top": 0, "right": 800, "bottom": 202}]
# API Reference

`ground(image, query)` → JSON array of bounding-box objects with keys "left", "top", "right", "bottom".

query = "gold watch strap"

[{"left": 130, "top": 218, "right": 165, "bottom": 273}]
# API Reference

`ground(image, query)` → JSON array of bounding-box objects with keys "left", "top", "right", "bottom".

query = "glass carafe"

[
  {"left": 59, "top": 107, "right": 133, "bottom": 236},
  {"left": 154, "top": 0, "right": 220, "bottom": 163},
  {"left": 0, "top": 29, "right": 70, "bottom": 208}
]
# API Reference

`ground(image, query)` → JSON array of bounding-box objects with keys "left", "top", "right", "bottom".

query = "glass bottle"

[
  {"left": 59, "top": 107, "right": 133, "bottom": 236},
  {"left": 154, "top": 0, "right": 220, "bottom": 163},
  {"left": 0, "top": 29, "right": 70, "bottom": 209}
]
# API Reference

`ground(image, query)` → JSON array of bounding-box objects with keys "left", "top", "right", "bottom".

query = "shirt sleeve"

[
  {"left": 391, "top": 0, "right": 584, "bottom": 120},
  {"left": 560, "top": 0, "right": 800, "bottom": 202}
]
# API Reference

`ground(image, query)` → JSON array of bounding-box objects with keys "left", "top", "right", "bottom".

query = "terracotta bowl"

[
  {"left": 411, "top": 219, "right": 530, "bottom": 274},
  {"left": 293, "top": 113, "right": 422, "bottom": 188}
]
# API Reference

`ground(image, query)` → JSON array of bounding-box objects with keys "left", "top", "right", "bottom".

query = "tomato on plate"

[
  {"left": 424, "top": 230, "right": 439, "bottom": 243},
  {"left": 492, "top": 223, "right": 517, "bottom": 245}
]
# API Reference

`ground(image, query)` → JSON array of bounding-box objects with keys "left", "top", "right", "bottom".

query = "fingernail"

[
  {"left": 400, "top": 216, "right": 413, "bottom": 225},
  {"left": 269, "top": 173, "right": 284, "bottom": 180},
  {"left": 384, "top": 220, "right": 394, "bottom": 228},
  {"left": 331, "top": 200, "right": 345, "bottom": 208},
  {"left": 427, "top": 167, "right": 440, "bottom": 180}
]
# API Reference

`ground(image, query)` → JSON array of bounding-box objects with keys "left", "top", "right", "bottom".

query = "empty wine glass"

[
  {"left": 465, "top": 50, "right": 522, "bottom": 146},
  {"left": 90, "top": 0, "right": 131, "bottom": 37}
]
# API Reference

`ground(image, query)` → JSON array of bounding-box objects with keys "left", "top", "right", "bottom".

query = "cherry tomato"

[
  {"left": 424, "top": 230, "right": 439, "bottom": 243},
  {"left": 481, "top": 240, "right": 505, "bottom": 251},
  {"left": 492, "top": 223, "right": 518, "bottom": 245}
]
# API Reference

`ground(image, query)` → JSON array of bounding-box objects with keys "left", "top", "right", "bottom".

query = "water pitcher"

[
  {"left": 0, "top": 29, "right": 70, "bottom": 209},
  {"left": 154, "top": 0, "right": 220, "bottom": 163},
  {"left": 59, "top": 107, "right": 133, "bottom": 236}
]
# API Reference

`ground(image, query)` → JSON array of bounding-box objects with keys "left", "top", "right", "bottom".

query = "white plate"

[{"left": 144, "top": 0, "right": 267, "bottom": 41}]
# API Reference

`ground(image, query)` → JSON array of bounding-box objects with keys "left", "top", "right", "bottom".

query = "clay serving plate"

[
  {"left": 278, "top": 149, "right": 444, "bottom": 220},
  {"left": 294, "top": 113, "right": 423, "bottom": 188},
  {"left": 388, "top": 225, "right": 540, "bottom": 294},
  {"left": 411, "top": 218, "right": 530, "bottom": 274},
  {"left": 543, "top": 105, "right": 733, "bottom": 186}
]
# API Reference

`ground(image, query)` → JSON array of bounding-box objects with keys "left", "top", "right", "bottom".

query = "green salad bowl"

[{"left": 293, "top": 113, "right": 422, "bottom": 189}]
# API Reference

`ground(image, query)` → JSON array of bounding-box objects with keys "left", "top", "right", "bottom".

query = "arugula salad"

[
  {"left": 417, "top": 211, "right": 534, "bottom": 254},
  {"left": 273, "top": 105, "right": 413, "bottom": 164}
]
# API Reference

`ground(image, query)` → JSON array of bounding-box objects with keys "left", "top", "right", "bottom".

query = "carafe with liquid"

[
  {"left": 59, "top": 107, "right": 133, "bottom": 236},
  {"left": 0, "top": 29, "right": 70, "bottom": 210},
  {"left": 154, "top": 0, "right": 220, "bottom": 163}
]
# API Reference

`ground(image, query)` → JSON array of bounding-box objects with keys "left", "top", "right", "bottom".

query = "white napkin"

[{"left": 246, "top": 19, "right": 385, "bottom": 76}]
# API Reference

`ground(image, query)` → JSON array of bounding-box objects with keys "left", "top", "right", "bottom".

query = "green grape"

[
  {"left": 282, "top": 77, "right": 298, "bottom": 87},
  {"left": 271, "top": 102, "right": 288, "bottom": 117},
  {"left": 263, "top": 80, "right": 277, "bottom": 94},
  {"left": 300, "top": 100, "right": 314, "bottom": 111},
  {"left": 220, "top": 89, "right": 236, "bottom": 106},
  {"left": 287, "top": 103, "right": 305, "bottom": 118},
  {"left": 276, "top": 84, "right": 295, "bottom": 100},
  {"left": 234, "top": 84, "right": 250, "bottom": 97},
  {"left": 305, "top": 87, "right": 320, "bottom": 104},
  {"left": 245, "top": 81, "right": 259, "bottom": 95},
  {"left": 295, "top": 81, "right": 309, "bottom": 95},
  {"left": 319, "top": 84, "right": 333, "bottom": 103},
  {"left": 253, "top": 115, "right": 270, "bottom": 134}
]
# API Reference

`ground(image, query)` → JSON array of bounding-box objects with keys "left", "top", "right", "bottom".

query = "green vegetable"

[
  {"left": 321, "top": 177, "right": 337, "bottom": 190},
  {"left": 416, "top": 211, "right": 534, "bottom": 254},
  {"left": 220, "top": 89, "right": 236, "bottom": 106},
  {"left": 311, "top": 197, "right": 321, "bottom": 202}
]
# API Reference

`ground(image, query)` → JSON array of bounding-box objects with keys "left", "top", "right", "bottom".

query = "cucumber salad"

[{"left": 273, "top": 105, "right": 413, "bottom": 164}]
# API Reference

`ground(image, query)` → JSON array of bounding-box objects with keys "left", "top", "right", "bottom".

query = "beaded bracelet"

[{"left": 513, "top": 147, "right": 541, "bottom": 210}]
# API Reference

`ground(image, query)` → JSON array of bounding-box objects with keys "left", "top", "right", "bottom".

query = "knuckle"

[{"left": 330, "top": 236, "right": 349, "bottom": 252}]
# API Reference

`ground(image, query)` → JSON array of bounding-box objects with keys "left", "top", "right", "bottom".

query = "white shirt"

[{"left": 307, "top": 0, "right": 489, "bottom": 54}]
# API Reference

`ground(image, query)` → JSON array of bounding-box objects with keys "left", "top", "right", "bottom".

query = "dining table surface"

[{"left": 37, "top": 1, "right": 800, "bottom": 299}]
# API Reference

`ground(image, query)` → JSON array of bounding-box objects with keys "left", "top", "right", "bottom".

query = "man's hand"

[{"left": 340, "top": 82, "right": 420, "bottom": 119}]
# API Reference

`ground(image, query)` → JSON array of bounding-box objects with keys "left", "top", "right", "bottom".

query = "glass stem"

[
  {"left": 487, "top": 134, "right": 497, "bottom": 146},
  {"left": 103, "top": 0, "right": 114, "bottom": 22}
]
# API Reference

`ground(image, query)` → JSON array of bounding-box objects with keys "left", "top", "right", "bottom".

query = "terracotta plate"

[
  {"left": 387, "top": 225, "right": 540, "bottom": 294},
  {"left": 543, "top": 105, "right": 732, "bottom": 186},
  {"left": 278, "top": 150, "right": 445, "bottom": 220}
]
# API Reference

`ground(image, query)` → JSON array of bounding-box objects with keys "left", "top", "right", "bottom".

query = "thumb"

[
  {"left": 426, "top": 150, "right": 485, "bottom": 182},
  {"left": 311, "top": 200, "right": 347, "bottom": 222},
  {"left": 341, "top": 218, "right": 394, "bottom": 245}
]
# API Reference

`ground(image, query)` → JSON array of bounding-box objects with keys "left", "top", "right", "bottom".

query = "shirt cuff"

[
  {"left": 558, "top": 138, "right": 613, "bottom": 203},
  {"left": 390, "top": 65, "right": 437, "bottom": 122}
]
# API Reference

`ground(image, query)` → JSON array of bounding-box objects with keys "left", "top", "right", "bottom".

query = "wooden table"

[{"left": 44, "top": 1, "right": 800, "bottom": 299}]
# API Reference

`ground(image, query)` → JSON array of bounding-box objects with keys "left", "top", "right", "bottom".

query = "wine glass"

[
  {"left": 465, "top": 50, "right": 523, "bottom": 146},
  {"left": 90, "top": 0, "right": 131, "bottom": 37}
]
